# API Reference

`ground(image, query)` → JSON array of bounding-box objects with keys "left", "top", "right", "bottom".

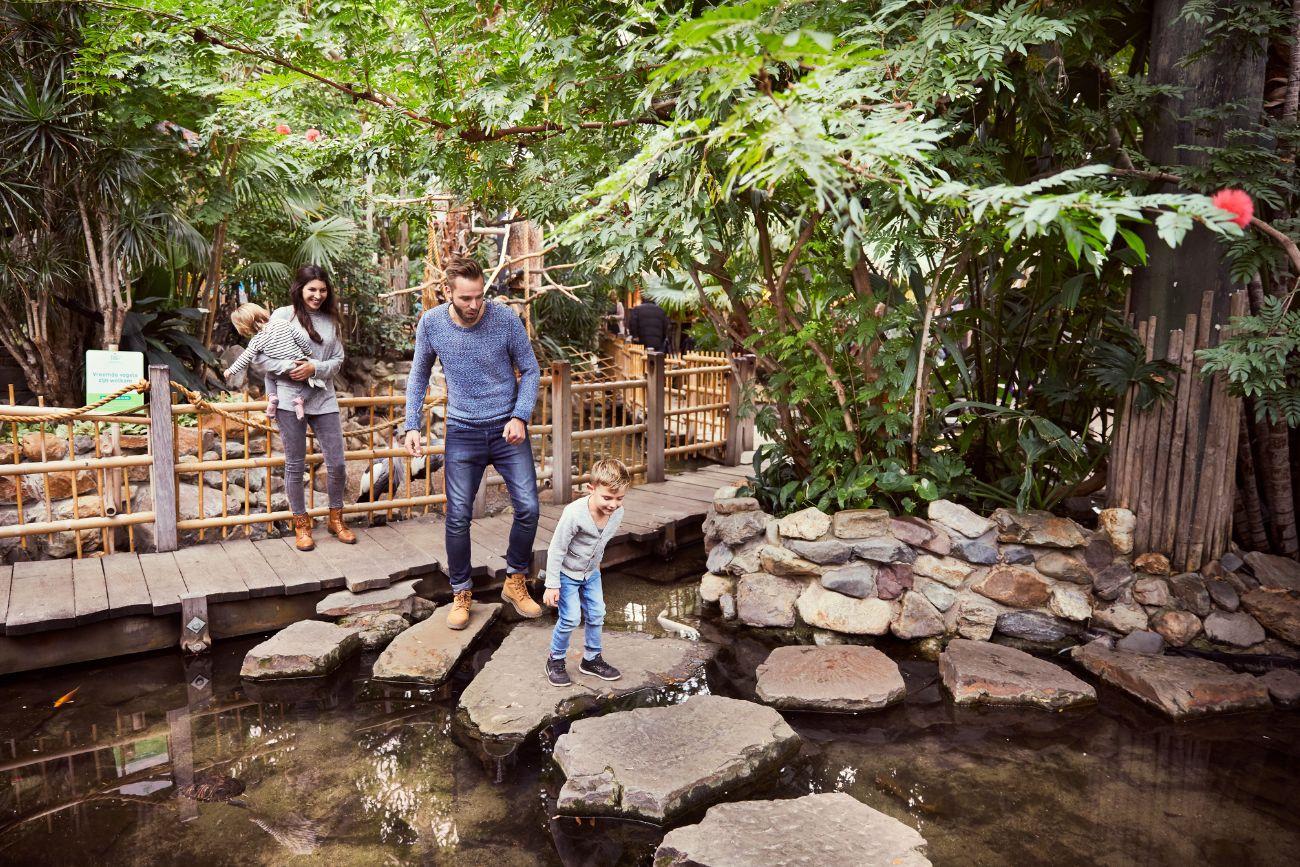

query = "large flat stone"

[
  {"left": 456, "top": 624, "right": 715, "bottom": 744},
  {"left": 777, "top": 507, "right": 831, "bottom": 541},
  {"left": 1243, "top": 551, "right": 1300, "bottom": 592},
  {"left": 1241, "top": 588, "right": 1300, "bottom": 644},
  {"left": 939, "top": 638, "right": 1095, "bottom": 710},
  {"left": 971, "top": 564, "right": 1051, "bottom": 608},
  {"left": 372, "top": 603, "right": 502, "bottom": 685},
  {"left": 796, "top": 583, "right": 893, "bottom": 635},
  {"left": 755, "top": 645, "right": 905, "bottom": 712},
  {"left": 1071, "top": 640, "right": 1272, "bottom": 719},
  {"left": 315, "top": 579, "right": 420, "bottom": 618},
  {"left": 240, "top": 620, "right": 361, "bottom": 680},
  {"left": 552, "top": 695, "right": 800, "bottom": 823},
  {"left": 737, "top": 572, "right": 804, "bottom": 627},
  {"left": 655, "top": 793, "right": 931, "bottom": 867},
  {"left": 927, "top": 500, "right": 993, "bottom": 539},
  {"left": 991, "top": 508, "right": 1087, "bottom": 548}
]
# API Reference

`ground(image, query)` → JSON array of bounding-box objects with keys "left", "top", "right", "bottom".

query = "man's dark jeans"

[{"left": 443, "top": 418, "right": 539, "bottom": 592}]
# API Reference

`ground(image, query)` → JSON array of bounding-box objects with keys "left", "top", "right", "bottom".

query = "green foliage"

[
  {"left": 1199, "top": 296, "right": 1300, "bottom": 427},
  {"left": 120, "top": 294, "right": 217, "bottom": 391}
]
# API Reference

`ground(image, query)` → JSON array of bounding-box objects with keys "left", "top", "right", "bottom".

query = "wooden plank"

[
  {"left": 102, "top": 552, "right": 152, "bottom": 616},
  {"left": 220, "top": 539, "right": 284, "bottom": 597},
  {"left": 173, "top": 544, "right": 250, "bottom": 603},
  {"left": 253, "top": 537, "right": 321, "bottom": 594},
  {"left": 72, "top": 557, "right": 110, "bottom": 625},
  {"left": 0, "top": 564, "right": 10, "bottom": 632},
  {"left": 7, "top": 559, "right": 76, "bottom": 634},
  {"left": 639, "top": 480, "right": 716, "bottom": 503},
  {"left": 659, "top": 473, "right": 727, "bottom": 493},
  {"left": 139, "top": 551, "right": 188, "bottom": 615},
  {"left": 469, "top": 518, "right": 511, "bottom": 579},
  {"left": 313, "top": 531, "right": 397, "bottom": 592},
  {"left": 357, "top": 525, "right": 438, "bottom": 575},
  {"left": 388, "top": 516, "right": 450, "bottom": 566},
  {"left": 623, "top": 488, "right": 710, "bottom": 521}
]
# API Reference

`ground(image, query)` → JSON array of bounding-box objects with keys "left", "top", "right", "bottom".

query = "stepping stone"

[
  {"left": 456, "top": 623, "right": 715, "bottom": 745},
  {"left": 240, "top": 620, "right": 361, "bottom": 680},
  {"left": 316, "top": 579, "right": 420, "bottom": 618},
  {"left": 340, "top": 612, "right": 410, "bottom": 650},
  {"left": 655, "top": 793, "right": 931, "bottom": 867},
  {"left": 372, "top": 603, "right": 502, "bottom": 685},
  {"left": 1071, "top": 640, "right": 1272, "bottom": 719},
  {"left": 755, "top": 645, "right": 905, "bottom": 712},
  {"left": 552, "top": 695, "right": 800, "bottom": 823},
  {"left": 940, "top": 639, "right": 1096, "bottom": 711}
]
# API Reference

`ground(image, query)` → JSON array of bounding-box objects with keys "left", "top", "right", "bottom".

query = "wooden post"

[
  {"left": 147, "top": 364, "right": 178, "bottom": 552},
  {"left": 645, "top": 351, "right": 666, "bottom": 483},
  {"left": 551, "top": 360, "right": 573, "bottom": 504},
  {"left": 723, "top": 355, "right": 744, "bottom": 467},
  {"left": 179, "top": 592, "right": 211, "bottom": 654}
]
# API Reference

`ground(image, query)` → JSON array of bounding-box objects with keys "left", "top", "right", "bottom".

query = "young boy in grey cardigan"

[{"left": 542, "top": 458, "right": 629, "bottom": 686}]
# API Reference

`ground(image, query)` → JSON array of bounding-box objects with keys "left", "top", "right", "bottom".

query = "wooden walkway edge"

[{"left": 0, "top": 459, "right": 752, "bottom": 676}]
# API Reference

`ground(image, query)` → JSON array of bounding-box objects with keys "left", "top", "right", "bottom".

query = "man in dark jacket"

[{"left": 628, "top": 297, "right": 671, "bottom": 352}]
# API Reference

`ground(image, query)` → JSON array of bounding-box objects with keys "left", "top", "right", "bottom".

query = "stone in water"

[{"left": 755, "top": 645, "right": 905, "bottom": 712}]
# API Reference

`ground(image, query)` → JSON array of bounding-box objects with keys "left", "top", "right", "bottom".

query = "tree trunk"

[
  {"left": 202, "top": 220, "right": 228, "bottom": 348},
  {"left": 1237, "top": 412, "right": 1271, "bottom": 551}
]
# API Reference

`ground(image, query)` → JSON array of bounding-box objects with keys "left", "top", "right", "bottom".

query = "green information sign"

[{"left": 85, "top": 350, "right": 146, "bottom": 413}]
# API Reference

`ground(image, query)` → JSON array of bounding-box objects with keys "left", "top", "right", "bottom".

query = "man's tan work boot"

[
  {"left": 447, "top": 589, "right": 474, "bottom": 630},
  {"left": 293, "top": 514, "right": 315, "bottom": 551},
  {"left": 501, "top": 572, "right": 543, "bottom": 618},
  {"left": 327, "top": 508, "right": 357, "bottom": 544}
]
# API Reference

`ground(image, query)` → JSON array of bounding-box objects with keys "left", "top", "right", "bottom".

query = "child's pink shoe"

[
  {"left": 292, "top": 396, "right": 305, "bottom": 419},
  {"left": 266, "top": 394, "right": 279, "bottom": 418}
]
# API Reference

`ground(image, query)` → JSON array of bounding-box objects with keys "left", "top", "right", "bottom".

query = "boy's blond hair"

[
  {"left": 230, "top": 303, "right": 270, "bottom": 338},
  {"left": 589, "top": 457, "right": 631, "bottom": 492}
]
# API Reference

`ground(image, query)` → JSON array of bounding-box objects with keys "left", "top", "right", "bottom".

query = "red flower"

[
  {"left": 304, "top": 128, "right": 322, "bottom": 142},
  {"left": 1210, "top": 188, "right": 1253, "bottom": 228},
  {"left": 275, "top": 123, "right": 292, "bottom": 135}
]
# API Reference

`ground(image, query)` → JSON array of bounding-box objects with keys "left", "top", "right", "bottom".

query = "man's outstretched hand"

[
  {"left": 503, "top": 418, "right": 527, "bottom": 445},
  {"left": 404, "top": 429, "right": 421, "bottom": 458}
]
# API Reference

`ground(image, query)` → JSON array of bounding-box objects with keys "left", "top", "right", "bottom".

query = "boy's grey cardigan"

[{"left": 544, "top": 496, "right": 624, "bottom": 589}]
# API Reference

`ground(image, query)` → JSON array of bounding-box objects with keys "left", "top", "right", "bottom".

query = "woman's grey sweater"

[
  {"left": 269, "top": 306, "right": 345, "bottom": 415},
  {"left": 544, "top": 496, "right": 624, "bottom": 588}
]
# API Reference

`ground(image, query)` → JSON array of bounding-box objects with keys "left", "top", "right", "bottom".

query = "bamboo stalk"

[
  {"left": 1160, "top": 314, "right": 1199, "bottom": 554},
  {"left": 0, "top": 511, "right": 155, "bottom": 540},
  {"left": 0, "top": 454, "right": 153, "bottom": 477},
  {"left": 1148, "top": 328, "right": 1183, "bottom": 555},
  {"left": 1173, "top": 293, "right": 1215, "bottom": 568},
  {"left": 176, "top": 494, "right": 450, "bottom": 530},
  {"left": 1134, "top": 318, "right": 1161, "bottom": 552}
]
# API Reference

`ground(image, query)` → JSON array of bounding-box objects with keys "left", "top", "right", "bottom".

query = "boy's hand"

[{"left": 543, "top": 588, "right": 560, "bottom": 607}]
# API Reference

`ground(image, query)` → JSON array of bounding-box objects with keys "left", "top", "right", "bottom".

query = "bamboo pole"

[
  {"left": 1173, "top": 293, "right": 1216, "bottom": 568},
  {"left": 0, "top": 511, "right": 155, "bottom": 540}
]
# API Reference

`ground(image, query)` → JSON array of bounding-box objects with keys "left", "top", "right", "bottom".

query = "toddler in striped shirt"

[{"left": 223, "top": 303, "right": 322, "bottom": 419}]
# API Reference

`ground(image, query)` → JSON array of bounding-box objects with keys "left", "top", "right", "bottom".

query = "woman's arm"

[{"left": 304, "top": 318, "right": 345, "bottom": 381}]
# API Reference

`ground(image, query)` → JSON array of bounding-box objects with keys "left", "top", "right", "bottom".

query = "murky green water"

[{"left": 1, "top": 550, "right": 1298, "bottom": 865}]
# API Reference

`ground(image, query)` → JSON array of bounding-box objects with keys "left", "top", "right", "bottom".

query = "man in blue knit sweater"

[{"left": 403, "top": 256, "right": 544, "bottom": 629}]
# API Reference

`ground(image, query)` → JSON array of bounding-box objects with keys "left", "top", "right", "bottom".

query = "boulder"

[
  {"left": 737, "top": 572, "right": 804, "bottom": 628},
  {"left": 456, "top": 624, "right": 715, "bottom": 745},
  {"left": 173, "top": 425, "right": 216, "bottom": 458},
  {"left": 1134, "top": 553, "right": 1171, "bottom": 576},
  {"left": 240, "top": 620, "right": 361, "bottom": 680},
  {"left": 755, "top": 645, "right": 906, "bottom": 712},
  {"left": 1240, "top": 589, "right": 1300, "bottom": 645},
  {"left": 1203, "top": 611, "right": 1266, "bottom": 648},
  {"left": 552, "top": 695, "right": 800, "bottom": 823},
  {"left": 947, "top": 596, "right": 1001, "bottom": 641},
  {"left": 19, "top": 432, "right": 69, "bottom": 462},
  {"left": 995, "top": 611, "right": 1082, "bottom": 643},
  {"left": 1149, "top": 610, "right": 1202, "bottom": 648},
  {"left": 712, "top": 485, "right": 742, "bottom": 502},
  {"left": 654, "top": 793, "right": 931, "bottom": 867},
  {"left": 705, "top": 543, "right": 733, "bottom": 574},
  {"left": 778, "top": 507, "right": 831, "bottom": 541},
  {"left": 912, "top": 554, "right": 973, "bottom": 588},
  {"left": 971, "top": 565, "right": 1052, "bottom": 609},
  {"left": 1035, "top": 551, "right": 1092, "bottom": 584},
  {"left": 830, "top": 508, "right": 892, "bottom": 539},
  {"left": 914, "top": 576, "right": 957, "bottom": 612},
  {"left": 991, "top": 508, "right": 1086, "bottom": 548},
  {"left": 1132, "top": 577, "right": 1171, "bottom": 608},
  {"left": 892, "top": 516, "right": 951, "bottom": 555},
  {"left": 760, "top": 545, "right": 822, "bottom": 579},
  {"left": 940, "top": 638, "right": 1096, "bottom": 710},
  {"left": 1071, "top": 641, "right": 1272, "bottom": 719},
  {"left": 338, "top": 612, "right": 409, "bottom": 650},
  {"left": 372, "top": 603, "right": 501, "bottom": 684},
  {"left": 819, "top": 562, "right": 877, "bottom": 599},
  {"left": 1097, "top": 508, "right": 1135, "bottom": 554},
  {"left": 1243, "top": 551, "right": 1300, "bottom": 592},
  {"left": 1048, "top": 584, "right": 1092, "bottom": 622},
  {"left": 785, "top": 538, "right": 853, "bottom": 566},
  {"left": 796, "top": 583, "right": 894, "bottom": 635},
  {"left": 1221, "top": 551, "right": 1245, "bottom": 572},
  {"left": 704, "top": 510, "right": 768, "bottom": 548},
  {"left": 699, "top": 572, "right": 736, "bottom": 605},
  {"left": 928, "top": 500, "right": 994, "bottom": 539},
  {"left": 1000, "top": 545, "right": 1036, "bottom": 565},
  {"left": 852, "top": 537, "right": 916, "bottom": 564},
  {"left": 891, "top": 591, "right": 944, "bottom": 639},
  {"left": 1206, "top": 579, "right": 1240, "bottom": 612},
  {"left": 874, "top": 563, "right": 914, "bottom": 600},
  {"left": 1115, "top": 630, "right": 1166, "bottom": 655},
  {"left": 316, "top": 580, "right": 420, "bottom": 618},
  {"left": 43, "top": 469, "right": 97, "bottom": 500},
  {"left": 1257, "top": 669, "right": 1300, "bottom": 708},
  {"left": 948, "top": 529, "right": 999, "bottom": 565},
  {"left": 713, "top": 496, "right": 760, "bottom": 515},
  {"left": 1092, "top": 599, "right": 1149, "bottom": 634},
  {"left": 1169, "top": 573, "right": 1212, "bottom": 617},
  {"left": 1092, "top": 561, "right": 1133, "bottom": 602},
  {"left": 726, "top": 537, "right": 766, "bottom": 576},
  {"left": 1083, "top": 536, "right": 1116, "bottom": 570}
]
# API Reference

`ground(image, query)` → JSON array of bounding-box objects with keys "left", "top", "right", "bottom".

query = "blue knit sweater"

[{"left": 403, "top": 301, "right": 541, "bottom": 431}]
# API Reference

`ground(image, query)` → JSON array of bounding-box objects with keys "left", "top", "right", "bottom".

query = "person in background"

[{"left": 628, "top": 295, "right": 670, "bottom": 353}]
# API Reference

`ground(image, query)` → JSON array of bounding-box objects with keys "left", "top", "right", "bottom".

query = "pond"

[{"left": 1, "top": 548, "right": 1298, "bottom": 866}]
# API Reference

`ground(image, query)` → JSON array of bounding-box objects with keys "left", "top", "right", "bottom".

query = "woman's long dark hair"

[{"left": 289, "top": 264, "right": 340, "bottom": 343}]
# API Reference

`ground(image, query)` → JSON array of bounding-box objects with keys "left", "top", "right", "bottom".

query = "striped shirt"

[{"left": 224, "top": 319, "right": 317, "bottom": 377}]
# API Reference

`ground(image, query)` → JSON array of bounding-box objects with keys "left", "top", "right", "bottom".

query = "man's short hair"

[
  {"left": 589, "top": 458, "right": 631, "bottom": 492},
  {"left": 444, "top": 256, "right": 485, "bottom": 288}
]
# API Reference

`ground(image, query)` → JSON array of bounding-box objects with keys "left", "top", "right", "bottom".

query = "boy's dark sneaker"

[
  {"left": 578, "top": 654, "right": 621, "bottom": 681},
  {"left": 545, "top": 656, "right": 572, "bottom": 687}
]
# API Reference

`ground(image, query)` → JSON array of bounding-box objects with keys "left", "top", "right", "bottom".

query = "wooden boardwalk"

[{"left": 0, "top": 460, "right": 751, "bottom": 676}]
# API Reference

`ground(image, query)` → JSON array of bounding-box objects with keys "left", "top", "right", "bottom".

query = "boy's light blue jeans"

[{"left": 548, "top": 571, "right": 605, "bottom": 661}]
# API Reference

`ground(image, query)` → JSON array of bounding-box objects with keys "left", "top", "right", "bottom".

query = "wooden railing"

[{"left": 0, "top": 348, "right": 755, "bottom": 558}]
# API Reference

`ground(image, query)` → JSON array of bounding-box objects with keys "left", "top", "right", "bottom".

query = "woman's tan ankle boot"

[
  {"left": 293, "top": 514, "right": 315, "bottom": 551},
  {"left": 327, "top": 508, "right": 356, "bottom": 544}
]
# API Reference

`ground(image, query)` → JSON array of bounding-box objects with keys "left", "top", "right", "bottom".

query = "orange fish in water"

[{"left": 53, "top": 687, "right": 79, "bottom": 708}]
